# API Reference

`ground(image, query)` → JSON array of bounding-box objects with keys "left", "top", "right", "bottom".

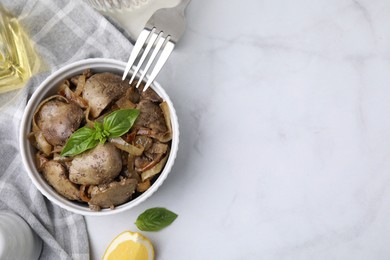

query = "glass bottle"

[
  {"left": 85, "top": 0, "right": 182, "bottom": 42},
  {"left": 0, "top": 6, "right": 41, "bottom": 93}
]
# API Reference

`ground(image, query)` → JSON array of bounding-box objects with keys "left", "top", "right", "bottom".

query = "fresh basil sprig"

[
  {"left": 60, "top": 109, "right": 139, "bottom": 157},
  {"left": 135, "top": 207, "right": 178, "bottom": 232}
]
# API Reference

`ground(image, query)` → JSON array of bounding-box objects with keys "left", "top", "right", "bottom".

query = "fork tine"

[
  {"left": 129, "top": 30, "right": 159, "bottom": 85},
  {"left": 143, "top": 37, "right": 175, "bottom": 92},
  {"left": 122, "top": 28, "right": 155, "bottom": 81},
  {"left": 135, "top": 32, "right": 164, "bottom": 89}
]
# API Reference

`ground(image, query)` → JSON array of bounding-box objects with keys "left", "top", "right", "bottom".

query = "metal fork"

[{"left": 122, "top": 0, "right": 191, "bottom": 91}]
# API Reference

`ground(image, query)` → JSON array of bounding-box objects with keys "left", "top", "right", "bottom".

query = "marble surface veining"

[{"left": 86, "top": 0, "right": 390, "bottom": 259}]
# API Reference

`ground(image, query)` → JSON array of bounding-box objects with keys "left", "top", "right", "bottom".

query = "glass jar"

[
  {"left": 85, "top": 0, "right": 182, "bottom": 42},
  {"left": 0, "top": 6, "right": 41, "bottom": 94},
  {"left": 0, "top": 211, "right": 42, "bottom": 260}
]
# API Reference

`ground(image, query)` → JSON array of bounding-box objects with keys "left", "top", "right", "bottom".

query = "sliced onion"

[
  {"left": 138, "top": 152, "right": 164, "bottom": 172},
  {"left": 126, "top": 154, "right": 141, "bottom": 181},
  {"left": 74, "top": 74, "right": 86, "bottom": 96},
  {"left": 109, "top": 137, "right": 144, "bottom": 156},
  {"left": 136, "top": 128, "right": 171, "bottom": 143},
  {"left": 127, "top": 154, "right": 135, "bottom": 174},
  {"left": 59, "top": 83, "right": 88, "bottom": 109},
  {"left": 160, "top": 101, "right": 172, "bottom": 139},
  {"left": 84, "top": 106, "right": 94, "bottom": 127},
  {"left": 34, "top": 131, "right": 53, "bottom": 156},
  {"left": 35, "top": 152, "right": 49, "bottom": 171},
  {"left": 141, "top": 153, "right": 168, "bottom": 182}
]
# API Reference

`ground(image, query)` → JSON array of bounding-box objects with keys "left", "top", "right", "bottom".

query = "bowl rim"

[{"left": 19, "top": 58, "right": 179, "bottom": 216}]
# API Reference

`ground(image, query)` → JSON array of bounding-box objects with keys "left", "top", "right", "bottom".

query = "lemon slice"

[{"left": 103, "top": 231, "right": 154, "bottom": 260}]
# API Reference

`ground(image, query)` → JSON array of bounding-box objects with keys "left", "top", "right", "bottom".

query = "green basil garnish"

[
  {"left": 103, "top": 109, "right": 140, "bottom": 138},
  {"left": 93, "top": 121, "right": 109, "bottom": 144},
  {"left": 60, "top": 126, "right": 99, "bottom": 157},
  {"left": 135, "top": 207, "right": 178, "bottom": 232},
  {"left": 60, "top": 109, "right": 139, "bottom": 157}
]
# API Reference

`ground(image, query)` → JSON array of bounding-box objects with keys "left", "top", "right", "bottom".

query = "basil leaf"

[
  {"left": 103, "top": 109, "right": 140, "bottom": 138},
  {"left": 93, "top": 121, "right": 109, "bottom": 143},
  {"left": 94, "top": 121, "right": 103, "bottom": 132},
  {"left": 60, "top": 126, "right": 99, "bottom": 157},
  {"left": 135, "top": 207, "right": 178, "bottom": 232}
]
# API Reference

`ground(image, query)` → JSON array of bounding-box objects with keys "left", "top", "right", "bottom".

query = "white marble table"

[{"left": 86, "top": 0, "right": 390, "bottom": 259}]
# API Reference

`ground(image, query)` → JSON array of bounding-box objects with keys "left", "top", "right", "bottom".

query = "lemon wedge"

[{"left": 103, "top": 231, "right": 154, "bottom": 260}]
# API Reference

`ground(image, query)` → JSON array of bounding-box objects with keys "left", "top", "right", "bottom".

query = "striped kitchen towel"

[{"left": 0, "top": 0, "right": 131, "bottom": 259}]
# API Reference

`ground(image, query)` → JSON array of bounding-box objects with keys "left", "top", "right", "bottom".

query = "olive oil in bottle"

[{"left": 0, "top": 6, "right": 41, "bottom": 93}]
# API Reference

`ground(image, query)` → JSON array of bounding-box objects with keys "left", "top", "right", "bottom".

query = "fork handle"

[
  {"left": 146, "top": 0, "right": 191, "bottom": 43},
  {"left": 176, "top": 0, "right": 191, "bottom": 12}
]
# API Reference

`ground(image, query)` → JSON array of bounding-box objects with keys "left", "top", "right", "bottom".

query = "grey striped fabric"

[{"left": 0, "top": 1, "right": 132, "bottom": 259}]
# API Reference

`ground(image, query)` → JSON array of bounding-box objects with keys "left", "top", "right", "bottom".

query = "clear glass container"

[
  {"left": 85, "top": 0, "right": 182, "bottom": 42},
  {"left": 0, "top": 211, "right": 42, "bottom": 260},
  {"left": 0, "top": 6, "right": 41, "bottom": 93}
]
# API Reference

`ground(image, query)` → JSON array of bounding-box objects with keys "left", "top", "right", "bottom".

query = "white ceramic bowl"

[{"left": 19, "top": 58, "right": 179, "bottom": 216}]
